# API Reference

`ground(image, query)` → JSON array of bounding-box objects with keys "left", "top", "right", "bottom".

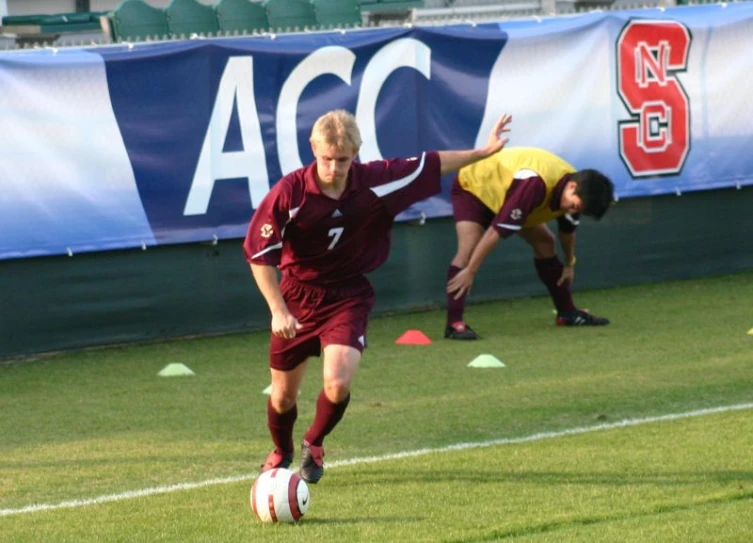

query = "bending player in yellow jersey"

[{"left": 445, "top": 147, "right": 614, "bottom": 340}]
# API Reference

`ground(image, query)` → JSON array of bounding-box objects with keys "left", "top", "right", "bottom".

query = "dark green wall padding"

[{"left": 1, "top": 188, "right": 752, "bottom": 360}]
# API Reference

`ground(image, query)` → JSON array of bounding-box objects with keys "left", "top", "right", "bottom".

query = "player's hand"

[
  {"left": 480, "top": 113, "right": 512, "bottom": 157},
  {"left": 557, "top": 266, "right": 574, "bottom": 287},
  {"left": 271, "top": 311, "right": 303, "bottom": 339},
  {"left": 447, "top": 267, "right": 475, "bottom": 300}
]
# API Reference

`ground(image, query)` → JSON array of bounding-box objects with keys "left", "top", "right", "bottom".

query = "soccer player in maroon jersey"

[
  {"left": 444, "top": 147, "right": 614, "bottom": 340},
  {"left": 243, "top": 109, "right": 513, "bottom": 484}
]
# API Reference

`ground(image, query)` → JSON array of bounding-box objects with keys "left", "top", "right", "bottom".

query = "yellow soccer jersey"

[{"left": 457, "top": 147, "right": 575, "bottom": 227}]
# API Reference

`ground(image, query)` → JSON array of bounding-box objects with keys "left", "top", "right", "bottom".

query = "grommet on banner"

[
  {"left": 675, "top": 187, "right": 682, "bottom": 196},
  {"left": 66, "top": 247, "right": 73, "bottom": 257}
]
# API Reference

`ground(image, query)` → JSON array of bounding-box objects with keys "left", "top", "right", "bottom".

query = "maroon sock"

[
  {"left": 267, "top": 398, "right": 296, "bottom": 454},
  {"left": 446, "top": 265, "right": 467, "bottom": 326},
  {"left": 534, "top": 256, "right": 576, "bottom": 314},
  {"left": 304, "top": 391, "right": 350, "bottom": 447}
]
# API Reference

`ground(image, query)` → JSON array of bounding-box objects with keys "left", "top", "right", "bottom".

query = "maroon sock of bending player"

[
  {"left": 303, "top": 391, "right": 351, "bottom": 447},
  {"left": 267, "top": 398, "right": 296, "bottom": 454},
  {"left": 446, "top": 265, "right": 467, "bottom": 326},
  {"left": 534, "top": 256, "right": 576, "bottom": 314}
]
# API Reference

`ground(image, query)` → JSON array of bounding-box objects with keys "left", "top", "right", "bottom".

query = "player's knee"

[
  {"left": 530, "top": 231, "right": 556, "bottom": 257},
  {"left": 452, "top": 241, "right": 478, "bottom": 267},
  {"left": 270, "top": 393, "right": 297, "bottom": 413},
  {"left": 324, "top": 380, "right": 351, "bottom": 403},
  {"left": 451, "top": 254, "right": 471, "bottom": 268}
]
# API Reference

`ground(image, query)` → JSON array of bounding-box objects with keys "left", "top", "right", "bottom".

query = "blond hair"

[{"left": 310, "top": 109, "right": 362, "bottom": 151}]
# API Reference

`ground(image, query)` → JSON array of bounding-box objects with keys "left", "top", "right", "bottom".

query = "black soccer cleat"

[
  {"left": 299, "top": 440, "right": 325, "bottom": 484},
  {"left": 444, "top": 321, "right": 479, "bottom": 340},
  {"left": 260, "top": 449, "right": 293, "bottom": 473},
  {"left": 556, "top": 309, "right": 610, "bottom": 326}
]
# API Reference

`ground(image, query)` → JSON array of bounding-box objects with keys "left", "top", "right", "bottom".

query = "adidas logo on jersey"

[{"left": 331, "top": 209, "right": 343, "bottom": 218}]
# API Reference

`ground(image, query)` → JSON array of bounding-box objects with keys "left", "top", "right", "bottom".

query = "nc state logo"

[{"left": 260, "top": 224, "right": 274, "bottom": 238}]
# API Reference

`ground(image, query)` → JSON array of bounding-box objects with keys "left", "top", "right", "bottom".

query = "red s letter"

[{"left": 617, "top": 20, "right": 691, "bottom": 177}]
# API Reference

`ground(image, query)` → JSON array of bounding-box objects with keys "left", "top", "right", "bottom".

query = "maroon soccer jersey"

[
  {"left": 243, "top": 152, "right": 441, "bottom": 286},
  {"left": 492, "top": 176, "right": 581, "bottom": 239}
]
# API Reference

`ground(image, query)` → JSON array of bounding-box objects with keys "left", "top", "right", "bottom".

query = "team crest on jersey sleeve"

[{"left": 260, "top": 224, "right": 274, "bottom": 238}]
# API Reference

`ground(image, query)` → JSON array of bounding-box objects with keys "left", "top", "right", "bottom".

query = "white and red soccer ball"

[{"left": 250, "top": 468, "right": 310, "bottom": 523}]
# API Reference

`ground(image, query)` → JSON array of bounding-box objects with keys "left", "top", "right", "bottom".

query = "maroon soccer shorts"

[
  {"left": 269, "top": 276, "right": 376, "bottom": 371},
  {"left": 451, "top": 177, "right": 494, "bottom": 227}
]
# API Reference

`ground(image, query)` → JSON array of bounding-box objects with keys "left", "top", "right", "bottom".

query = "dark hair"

[{"left": 572, "top": 169, "right": 614, "bottom": 220}]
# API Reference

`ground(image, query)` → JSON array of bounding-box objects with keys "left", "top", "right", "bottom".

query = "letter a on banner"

[{"left": 184, "top": 56, "right": 269, "bottom": 216}]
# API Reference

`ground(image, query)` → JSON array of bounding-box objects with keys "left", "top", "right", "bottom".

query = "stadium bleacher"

[
  {"left": 214, "top": 0, "right": 269, "bottom": 33},
  {"left": 263, "top": 0, "right": 319, "bottom": 31},
  {"left": 107, "top": 0, "right": 170, "bottom": 41},
  {"left": 0, "top": 0, "right": 699, "bottom": 48},
  {"left": 165, "top": 0, "right": 220, "bottom": 37},
  {"left": 311, "top": 0, "right": 362, "bottom": 29}
]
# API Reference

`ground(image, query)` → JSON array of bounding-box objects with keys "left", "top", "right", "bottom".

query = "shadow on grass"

[{"left": 441, "top": 490, "right": 753, "bottom": 542}]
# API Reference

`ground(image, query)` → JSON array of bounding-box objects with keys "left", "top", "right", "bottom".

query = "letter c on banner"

[
  {"left": 276, "top": 46, "right": 357, "bottom": 175},
  {"left": 356, "top": 38, "right": 432, "bottom": 162}
]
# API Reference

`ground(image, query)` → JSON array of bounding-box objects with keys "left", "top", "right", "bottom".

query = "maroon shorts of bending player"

[
  {"left": 269, "top": 275, "right": 376, "bottom": 371},
  {"left": 450, "top": 177, "right": 494, "bottom": 228}
]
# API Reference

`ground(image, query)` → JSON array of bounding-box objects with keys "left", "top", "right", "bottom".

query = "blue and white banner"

[{"left": 1, "top": 3, "right": 752, "bottom": 260}]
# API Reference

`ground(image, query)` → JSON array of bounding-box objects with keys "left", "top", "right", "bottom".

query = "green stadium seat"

[
  {"left": 359, "top": 0, "right": 423, "bottom": 14},
  {"left": 312, "top": 0, "right": 361, "bottom": 29},
  {"left": 214, "top": 0, "right": 269, "bottom": 34},
  {"left": 111, "top": 0, "right": 170, "bottom": 42},
  {"left": 2, "top": 14, "right": 49, "bottom": 26},
  {"left": 166, "top": 0, "right": 220, "bottom": 38},
  {"left": 263, "top": 0, "right": 318, "bottom": 31},
  {"left": 1, "top": 12, "right": 107, "bottom": 34}
]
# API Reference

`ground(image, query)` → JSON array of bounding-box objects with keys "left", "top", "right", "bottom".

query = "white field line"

[{"left": 2, "top": 402, "right": 752, "bottom": 517}]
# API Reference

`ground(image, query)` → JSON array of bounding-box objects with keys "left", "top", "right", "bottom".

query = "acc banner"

[{"left": 0, "top": 4, "right": 752, "bottom": 260}]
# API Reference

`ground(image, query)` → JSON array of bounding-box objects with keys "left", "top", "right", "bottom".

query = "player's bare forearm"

[
  {"left": 467, "top": 228, "right": 502, "bottom": 274},
  {"left": 438, "top": 149, "right": 488, "bottom": 175},
  {"left": 437, "top": 113, "right": 512, "bottom": 175},
  {"left": 558, "top": 231, "right": 576, "bottom": 265},
  {"left": 250, "top": 263, "right": 288, "bottom": 315}
]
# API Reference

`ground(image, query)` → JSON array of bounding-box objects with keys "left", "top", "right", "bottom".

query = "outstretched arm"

[{"left": 438, "top": 113, "right": 512, "bottom": 175}]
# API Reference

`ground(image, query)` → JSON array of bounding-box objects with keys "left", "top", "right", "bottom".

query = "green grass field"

[{"left": 2, "top": 271, "right": 752, "bottom": 542}]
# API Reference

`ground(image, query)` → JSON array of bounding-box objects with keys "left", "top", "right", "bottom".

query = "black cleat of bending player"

[
  {"left": 556, "top": 309, "right": 610, "bottom": 326},
  {"left": 444, "top": 321, "right": 479, "bottom": 340}
]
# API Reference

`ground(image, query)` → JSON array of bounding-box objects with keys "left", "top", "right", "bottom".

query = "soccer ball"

[{"left": 250, "top": 468, "right": 310, "bottom": 523}]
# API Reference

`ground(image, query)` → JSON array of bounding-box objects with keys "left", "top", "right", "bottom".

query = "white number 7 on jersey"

[{"left": 327, "top": 227, "right": 344, "bottom": 250}]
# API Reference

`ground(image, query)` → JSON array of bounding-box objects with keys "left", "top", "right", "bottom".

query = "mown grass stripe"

[{"left": 2, "top": 402, "right": 751, "bottom": 517}]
